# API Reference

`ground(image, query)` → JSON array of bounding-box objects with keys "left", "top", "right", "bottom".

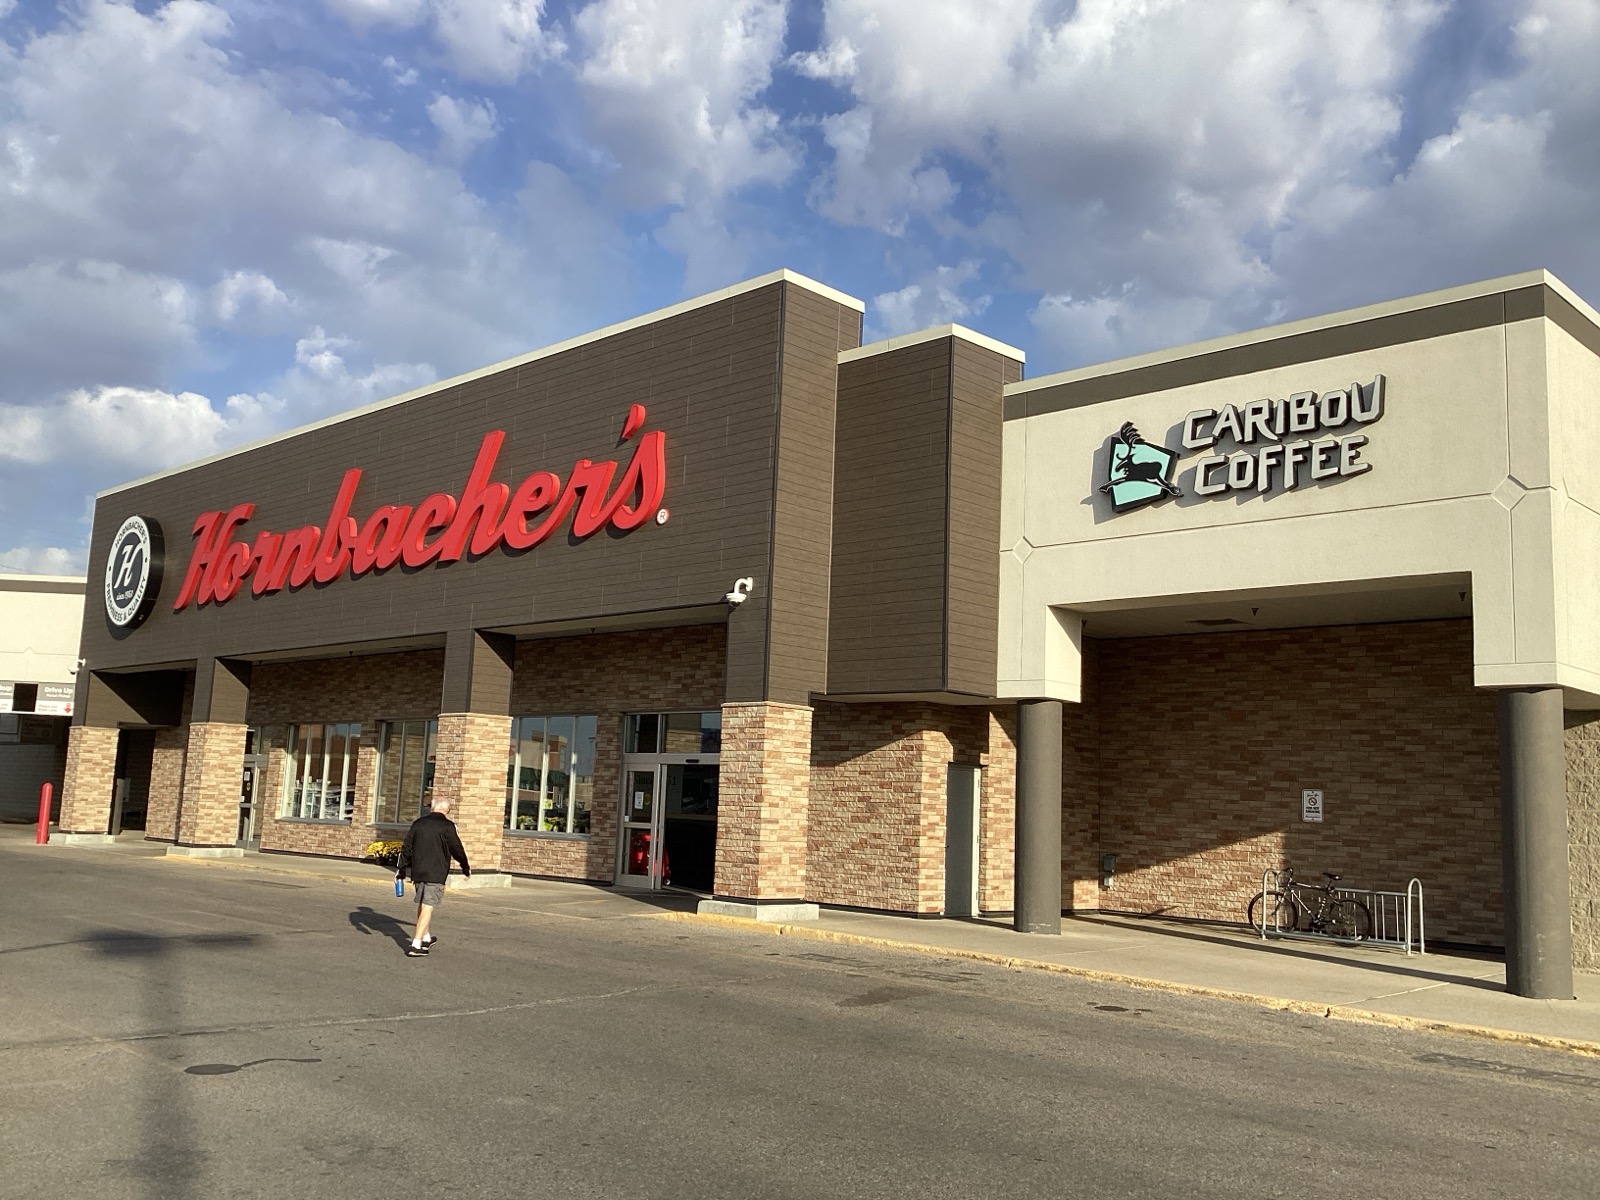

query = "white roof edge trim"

[
  {"left": 0, "top": 573, "right": 88, "bottom": 587},
  {"left": 98, "top": 269, "right": 865, "bottom": 500},
  {"left": 840, "top": 323, "right": 1025, "bottom": 364},
  {"left": 1005, "top": 268, "right": 1579, "bottom": 398}
]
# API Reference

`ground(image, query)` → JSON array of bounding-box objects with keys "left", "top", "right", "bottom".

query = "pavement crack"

[{"left": 0, "top": 975, "right": 766, "bottom": 1055}]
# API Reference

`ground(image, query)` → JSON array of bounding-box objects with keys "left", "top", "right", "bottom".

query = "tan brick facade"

[
  {"left": 978, "top": 709, "right": 1017, "bottom": 914},
  {"left": 144, "top": 726, "right": 187, "bottom": 842},
  {"left": 809, "top": 701, "right": 995, "bottom": 914},
  {"left": 59, "top": 724, "right": 118, "bottom": 833},
  {"left": 234, "top": 628, "right": 727, "bottom": 875},
  {"left": 503, "top": 626, "right": 726, "bottom": 882},
  {"left": 433, "top": 712, "right": 513, "bottom": 871},
  {"left": 175, "top": 723, "right": 248, "bottom": 847},
  {"left": 716, "top": 701, "right": 813, "bottom": 900},
  {"left": 1563, "top": 714, "right": 1600, "bottom": 970},
  {"left": 1068, "top": 620, "right": 1504, "bottom": 946}
]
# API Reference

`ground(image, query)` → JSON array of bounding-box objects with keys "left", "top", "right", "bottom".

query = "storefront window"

[
  {"left": 374, "top": 720, "right": 437, "bottom": 826},
  {"left": 624, "top": 711, "right": 721, "bottom": 755},
  {"left": 283, "top": 722, "right": 362, "bottom": 821},
  {"left": 506, "top": 714, "right": 596, "bottom": 834}
]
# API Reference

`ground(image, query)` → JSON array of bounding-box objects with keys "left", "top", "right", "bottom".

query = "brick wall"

[
  {"left": 717, "top": 701, "right": 813, "bottom": 899},
  {"left": 59, "top": 725, "right": 118, "bottom": 833},
  {"left": 1084, "top": 620, "right": 1503, "bottom": 946},
  {"left": 247, "top": 628, "right": 727, "bottom": 874},
  {"left": 808, "top": 701, "right": 997, "bottom": 914},
  {"left": 434, "top": 712, "right": 512, "bottom": 871},
  {"left": 503, "top": 626, "right": 727, "bottom": 881},
  {"left": 175, "top": 723, "right": 247, "bottom": 847},
  {"left": 145, "top": 726, "right": 187, "bottom": 842},
  {"left": 1564, "top": 713, "right": 1600, "bottom": 970},
  {"left": 978, "top": 708, "right": 1016, "bottom": 914},
  {"left": 254, "top": 651, "right": 437, "bottom": 860}
]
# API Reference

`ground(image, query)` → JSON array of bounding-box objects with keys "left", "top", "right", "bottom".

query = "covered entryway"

[{"left": 616, "top": 711, "right": 721, "bottom": 892}]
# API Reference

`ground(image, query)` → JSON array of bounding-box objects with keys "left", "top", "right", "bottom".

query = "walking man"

[{"left": 396, "top": 797, "right": 472, "bottom": 958}]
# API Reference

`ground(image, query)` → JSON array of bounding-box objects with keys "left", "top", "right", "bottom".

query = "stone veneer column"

[
  {"left": 704, "top": 701, "right": 816, "bottom": 920},
  {"left": 58, "top": 725, "right": 120, "bottom": 835},
  {"left": 432, "top": 712, "right": 511, "bottom": 884},
  {"left": 175, "top": 723, "right": 248, "bottom": 849}
]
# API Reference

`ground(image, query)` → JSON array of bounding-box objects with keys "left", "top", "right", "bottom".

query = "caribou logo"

[{"left": 1099, "top": 421, "right": 1182, "bottom": 513}]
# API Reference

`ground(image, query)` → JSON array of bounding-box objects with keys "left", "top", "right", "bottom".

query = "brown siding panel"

[{"left": 829, "top": 339, "right": 953, "bottom": 695}]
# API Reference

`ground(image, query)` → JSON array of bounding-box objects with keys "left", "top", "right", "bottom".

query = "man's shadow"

[{"left": 349, "top": 905, "right": 413, "bottom": 949}]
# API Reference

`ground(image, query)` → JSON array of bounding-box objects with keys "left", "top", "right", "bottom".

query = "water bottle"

[{"left": 394, "top": 875, "right": 406, "bottom": 898}]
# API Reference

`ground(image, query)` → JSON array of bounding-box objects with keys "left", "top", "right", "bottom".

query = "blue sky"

[{"left": 2, "top": 0, "right": 1598, "bottom": 574}]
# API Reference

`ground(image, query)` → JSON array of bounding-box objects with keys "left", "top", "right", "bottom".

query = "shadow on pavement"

[
  {"left": 85, "top": 929, "right": 263, "bottom": 1200},
  {"left": 348, "top": 905, "right": 413, "bottom": 948},
  {"left": 1068, "top": 912, "right": 1506, "bottom": 991}
]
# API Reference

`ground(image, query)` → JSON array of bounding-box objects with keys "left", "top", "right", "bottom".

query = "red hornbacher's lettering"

[{"left": 173, "top": 405, "right": 668, "bottom": 611}]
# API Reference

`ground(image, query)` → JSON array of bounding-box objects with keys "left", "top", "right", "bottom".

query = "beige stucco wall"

[
  {"left": 0, "top": 575, "right": 86, "bottom": 687},
  {"left": 999, "top": 274, "right": 1600, "bottom": 706}
]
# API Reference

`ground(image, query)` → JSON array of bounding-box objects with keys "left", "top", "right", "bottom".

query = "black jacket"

[{"left": 397, "top": 811, "right": 471, "bottom": 884}]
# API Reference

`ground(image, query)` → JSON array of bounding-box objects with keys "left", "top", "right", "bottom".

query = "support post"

[
  {"left": 1498, "top": 688, "right": 1575, "bottom": 999},
  {"left": 1015, "top": 699, "right": 1062, "bottom": 934}
]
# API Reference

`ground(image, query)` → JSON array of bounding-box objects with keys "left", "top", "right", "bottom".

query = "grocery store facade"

[{"left": 61, "top": 269, "right": 1600, "bottom": 997}]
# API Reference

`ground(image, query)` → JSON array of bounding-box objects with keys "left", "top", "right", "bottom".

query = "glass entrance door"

[
  {"left": 616, "top": 767, "right": 662, "bottom": 888},
  {"left": 237, "top": 727, "right": 266, "bottom": 849},
  {"left": 616, "top": 711, "right": 722, "bottom": 892}
]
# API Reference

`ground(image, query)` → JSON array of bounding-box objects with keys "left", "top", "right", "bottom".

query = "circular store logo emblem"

[{"left": 104, "top": 515, "right": 164, "bottom": 630}]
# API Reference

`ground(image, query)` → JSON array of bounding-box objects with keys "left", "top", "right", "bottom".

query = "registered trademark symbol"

[{"left": 656, "top": 508, "right": 669, "bottom": 525}]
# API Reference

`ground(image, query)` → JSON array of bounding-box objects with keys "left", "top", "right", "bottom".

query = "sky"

[{"left": 2, "top": 0, "right": 1598, "bottom": 576}]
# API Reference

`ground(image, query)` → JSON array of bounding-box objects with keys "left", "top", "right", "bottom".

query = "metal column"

[
  {"left": 1015, "top": 699, "right": 1063, "bottom": 934},
  {"left": 1498, "top": 688, "right": 1575, "bottom": 999}
]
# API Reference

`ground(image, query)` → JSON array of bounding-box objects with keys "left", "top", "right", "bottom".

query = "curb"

[
  {"left": 661, "top": 911, "right": 1600, "bottom": 1059},
  {"left": 161, "top": 853, "right": 398, "bottom": 890}
]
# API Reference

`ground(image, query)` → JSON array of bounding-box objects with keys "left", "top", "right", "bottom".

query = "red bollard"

[{"left": 35, "top": 782, "right": 53, "bottom": 844}]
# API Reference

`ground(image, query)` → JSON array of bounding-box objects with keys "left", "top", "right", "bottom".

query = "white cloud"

[
  {"left": 575, "top": 0, "right": 794, "bottom": 208},
  {"left": 0, "top": 0, "right": 627, "bottom": 407},
  {"left": 432, "top": 0, "right": 564, "bottom": 83},
  {"left": 808, "top": 0, "right": 1449, "bottom": 361},
  {"left": 570, "top": 0, "right": 794, "bottom": 288},
  {"left": 788, "top": 38, "right": 857, "bottom": 82},
  {"left": 210, "top": 270, "right": 294, "bottom": 329},
  {"left": 325, "top": 0, "right": 428, "bottom": 27},
  {"left": 0, "top": 385, "right": 269, "bottom": 470},
  {"left": 0, "top": 546, "right": 85, "bottom": 576},
  {"left": 871, "top": 261, "right": 992, "bottom": 338},
  {"left": 427, "top": 93, "right": 498, "bottom": 162}
]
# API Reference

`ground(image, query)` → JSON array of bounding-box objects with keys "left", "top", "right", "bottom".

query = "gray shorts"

[{"left": 415, "top": 881, "right": 445, "bottom": 908}]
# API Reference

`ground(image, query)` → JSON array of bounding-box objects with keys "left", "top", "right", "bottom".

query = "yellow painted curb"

[{"left": 660, "top": 910, "right": 1600, "bottom": 1059}]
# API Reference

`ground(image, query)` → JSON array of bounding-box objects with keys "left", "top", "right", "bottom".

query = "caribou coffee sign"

[
  {"left": 1100, "top": 375, "right": 1385, "bottom": 514},
  {"left": 170, "top": 404, "right": 667, "bottom": 612}
]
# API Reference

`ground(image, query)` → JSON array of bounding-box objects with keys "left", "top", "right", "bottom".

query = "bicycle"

[{"left": 1248, "top": 867, "right": 1374, "bottom": 941}]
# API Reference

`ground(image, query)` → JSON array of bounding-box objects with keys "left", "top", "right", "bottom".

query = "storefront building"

[
  {"left": 60, "top": 268, "right": 1600, "bottom": 998},
  {"left": 0, "top": 573, "right": 83, "bottom": 823}
]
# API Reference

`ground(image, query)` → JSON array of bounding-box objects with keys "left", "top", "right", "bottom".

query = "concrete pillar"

[
  {"left": 706, "top": 701, "right": 816, "bottom": 919},
  {"left": 175, "top": 723, "right": 248, "bottom": 848},
  {"left": 1015, "top": 699, "right": 1063, "bottom": 934},
  {"left": 1498, "top": 689, "right": 1575, "bottom": 999},
  {"left": 59, "top": 725, "right": 120, "bottom": 834}
]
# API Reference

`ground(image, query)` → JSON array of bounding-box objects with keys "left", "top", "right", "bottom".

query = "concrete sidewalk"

[{"left": 18, "top": 826, "right": 1600, "bottom": 1055}]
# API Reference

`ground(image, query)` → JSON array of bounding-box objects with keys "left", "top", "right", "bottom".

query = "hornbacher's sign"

[{"left": 173, "top": 404, "right": 666, "bottom": 611}]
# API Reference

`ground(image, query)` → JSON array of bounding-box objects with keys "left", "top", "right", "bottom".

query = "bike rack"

[{"left": 1255, "top": 869, "right": 1426, "bottom": 955}]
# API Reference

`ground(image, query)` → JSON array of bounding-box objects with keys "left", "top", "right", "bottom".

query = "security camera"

[
  {"left": 69, "top": 657, "right": 86, "bottom": 676},
  {"left": 724, "top": 577, "right": 754, "bottom": 606}
]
